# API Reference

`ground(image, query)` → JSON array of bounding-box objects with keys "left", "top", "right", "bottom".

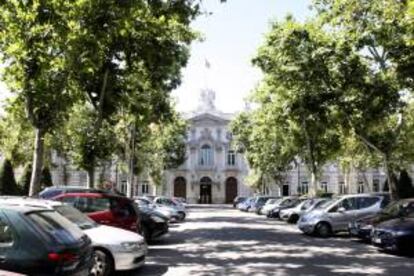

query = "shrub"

[{"left": 0, "top": 159, "right": 19, "bottom": 195}]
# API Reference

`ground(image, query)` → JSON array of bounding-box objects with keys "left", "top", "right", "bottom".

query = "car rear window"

[
  {"left": 54, "top": 205, "right": 97, "bottom": 230},
  {"left": 27, "top": 211, "right": 84, "bottom": 245}
]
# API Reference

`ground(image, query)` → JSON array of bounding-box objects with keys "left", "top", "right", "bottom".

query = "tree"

[
  {"left": 397, "top": 170, "right": 414, "bottom": 199},
  {"left": 248, "top": 18, "right": 341, "bottom": 196},
  {"left": 312, "top": 0, "right": 414, "bottom": 199},
  {"left": 0, "top": 1, "right": 77, "bottom": 196},
  {"left": 18, "top": 163, "right": 32, "bottom": 196},
  {"left": 40, "top": 166, "right": 53, "bottom": 190},
  {"left": 63, "top": 104, "right": 118, "bottom": 188},
  {"left": 0, "top": 159, "right": 19, "bottom": 195},
  {"left": 61, "top": 0, "right": 201, "bottom": 189},
  {"left": 0, "top": 99, "right": 34, "bottom": 167}
]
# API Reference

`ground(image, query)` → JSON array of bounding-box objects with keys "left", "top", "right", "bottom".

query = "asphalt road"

[{"left": 123, "top": 205, "right": 414, "bottom": 276}]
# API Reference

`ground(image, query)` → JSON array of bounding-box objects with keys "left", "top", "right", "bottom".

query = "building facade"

[{"left": 163, "top": 89, "right": 252, "bottom": 204}]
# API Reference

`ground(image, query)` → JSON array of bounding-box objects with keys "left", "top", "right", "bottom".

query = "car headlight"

[
  {"left": 120, "top": 242, "right": 145, "bottom": 252},
  {"left": 150, "top": 215, "right": 166, "bottom": 223}
]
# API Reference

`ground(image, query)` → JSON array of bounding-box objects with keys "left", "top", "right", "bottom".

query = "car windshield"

[
  {"left": 28, "top": 210, "right": 84, "bottom": 245},
  {"left": 315, "top": 199, "right": 336, "bottom": 210},
  {"left": 54, "top": 205, "right": 97, "bottom": 230},
  {"left": 257, "top": 197, "right": 269, "bottom": 204},
  {"left": 266, "top": 199, "right": 277, "bottom": 205}
]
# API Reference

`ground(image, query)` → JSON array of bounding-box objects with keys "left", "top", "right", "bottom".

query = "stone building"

[{"left": 163, "top": 89, "right": 252, "bottom": 204}]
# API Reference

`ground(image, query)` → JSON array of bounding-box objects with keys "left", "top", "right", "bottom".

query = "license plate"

[{"left": 373, "top": 238, "right": 381, "bottom": 244}]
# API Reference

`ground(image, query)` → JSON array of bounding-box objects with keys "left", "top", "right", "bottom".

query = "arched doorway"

[
  {"left": 225, "top": 177, "right": 238, "bottom": 203},
  {"left": 174, "top": 177, "right": 187, "bottom": 200},
  {"left": 200, "top": 177, "right": 212, "bottom": 204}
]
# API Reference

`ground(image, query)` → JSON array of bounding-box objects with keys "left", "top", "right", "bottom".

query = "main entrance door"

[
  {"left": 200, "top": 177, "right": 212, "bottom": 204},
  {"left": 174, "top": 177, "right": 187, "bottom": 200},
  {"left": 225, "top": 177, "right": 238, "bottom": 203}
]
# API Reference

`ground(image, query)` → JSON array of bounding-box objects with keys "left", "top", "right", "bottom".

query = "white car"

[
  {"left": 0, "top": 197, "right": 147, "bottom": 276},
  {"left": 279, "top": 198, "right": 328, "bottom": 223},
  {"left": 154, "top": 196, "right": 186, "bottom": 221},
  {"left": 260, "top": 198, "right": 283, "bottom": 215}
]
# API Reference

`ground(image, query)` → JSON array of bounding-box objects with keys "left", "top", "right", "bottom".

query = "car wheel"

[
  {"left": 141, "top": 224, "right": 152, "bottom": 241},
  {"left": 288, "top": 214, "right": 299, "bottom": 224},
  {"left": 178, "top": 212, "right": 186, "bottom": 221},
  {"left": 90, "top": 249, "right": 113, "bottom": 276},
  {"left": 316, "top": 222, "right": 332, "bottom": 238}
]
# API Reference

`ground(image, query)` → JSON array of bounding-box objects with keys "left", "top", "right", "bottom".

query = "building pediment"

[{"left": 188, "top": 112, "right": 232, "bottom": 125}]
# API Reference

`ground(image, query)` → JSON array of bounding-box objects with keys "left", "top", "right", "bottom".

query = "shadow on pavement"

[{"left": 133, "top": 205, "right": 414, "bottom": 275}]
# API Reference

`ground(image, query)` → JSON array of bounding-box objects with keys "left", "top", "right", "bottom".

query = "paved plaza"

[{"left": 120, "top": 205, "right": 414, "bottom": 276}]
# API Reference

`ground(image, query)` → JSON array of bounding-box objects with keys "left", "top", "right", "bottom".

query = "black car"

[
  {"left": 0, "top": 205, "right": 93, "bottom": 275},
  {"left": 233, "top": 196, "right": 246, "bottom": 208},
  {"left": 135, "top": 201, "right": 169, "bottom": 241},
  {"left": 349, "top": 198, "right": 414, "bottom": 241},
  {"left": 267, "top": 197, "right": 302, "bottom": 219},
  {"left": 372, "top": 200, "right": 414, "bottom": 254}
]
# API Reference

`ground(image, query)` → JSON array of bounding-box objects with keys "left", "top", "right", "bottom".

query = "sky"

[
  {"left": 172, "top": 0, "right": 312, "bottom": 113},
  {"left": 0, "top": 0, "right": 312, "bottom": 113}
]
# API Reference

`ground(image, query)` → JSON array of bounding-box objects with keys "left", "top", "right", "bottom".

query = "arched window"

[{"left": 200, "top": 144, "right": 213, "bottom": 166}]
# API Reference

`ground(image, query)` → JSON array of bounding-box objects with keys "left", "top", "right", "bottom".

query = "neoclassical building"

[{"left": 163, "top": 89, "right": 252, "bottom": 204}]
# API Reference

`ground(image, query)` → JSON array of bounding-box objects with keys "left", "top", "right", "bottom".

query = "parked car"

[
  {"left": 298, "top": 193, "right": 390, "bottom": 237},
  {"left": 133, "top": 201, "right": 170, "bottom": 241},
  {"left": 0, "top": 204, "right": 93, "bottom": 275},
  {"left": 38, "top": 186, "right": 107, "bottom": 199},
  {"left": 233, "top": 196, "right": 246, "bottom": 208},
  {"left": 136, "top": 197, "right": 186, "bottom": 222},
  {"left": 0, "top": 197, "right": 147, "bottom": 275},
  {"left": 238, "top": 197, "right": 254, "bottom": 212},
  {"left": 371, "top": 201, "right": 414, "bottom": 254},
  {"left": 259, "top": 198, "right": 283, "bottom": 215},
  {"left": 280, "top": 198, "right": 328, "bottom": 223},
  {"left": 52, "top": 192, "right": 141, "bottom": 233},
  {"left": 153, "top": 197, "right": 186, "bottom": 221},
  {"left": 173, "top": 197, "right": 187, "bottom": 205},
  {"left": 267, "top": 197, "right": 302, "bottom": 218},
  {"left": 349, "top": 198, "right": 414, "bottom": 241},
  {"left": 249, "top": 196, "right": 279, "bottom": 213}
]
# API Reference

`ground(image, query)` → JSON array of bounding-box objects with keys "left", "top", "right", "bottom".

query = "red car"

[{"left": 53, "top": 192, "right": 141, "bottom": 233}]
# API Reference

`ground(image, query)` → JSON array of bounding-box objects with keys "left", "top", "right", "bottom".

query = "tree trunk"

[
  {"left": 309, "top": 171, "right": 318, "bottom": 196},
  {"left": 384, "top": 158, "right": 399, "bottom": 200},
  {"left": 29, "top": 128, "right": 45, "bottom": 196},
  {"left": 127, "top": 124, "right": 136, "bottom": 198},
  {"left": 87, "top": 167, "right": 95, "bottom": 188}
]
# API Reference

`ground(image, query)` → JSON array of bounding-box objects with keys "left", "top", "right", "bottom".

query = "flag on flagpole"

[{"left": 205, "top": 59, "right": 211, "bottom": 69}]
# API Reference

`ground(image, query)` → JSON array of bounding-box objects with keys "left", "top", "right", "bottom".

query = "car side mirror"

[{"left": 338, "top": 207, "right": 346, "bottom": 213}]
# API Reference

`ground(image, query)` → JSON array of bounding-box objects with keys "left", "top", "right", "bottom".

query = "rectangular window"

[
  {"left": 297, "top": 182, "right": 308, "bottom": 195},
  {"left": 142, "top": 182, "right": 149, "bottom": 194},
  {"left": 358, "top": 181, "right": 364, "bottom": 194},
  {"left": 338, "top": 182, "right": 346, "bottom": 194},
  {"left": 321, "top": 182, "right": 328, "bottom": 193},
  {"left": 227, "top": 150, "right": 236, "bottom": 166},
  {"left": 372, "top": 179, "right": 380, "bottom": 192}
]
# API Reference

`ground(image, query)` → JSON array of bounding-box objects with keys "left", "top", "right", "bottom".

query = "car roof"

[
  {"left": 59, "top": 192, "right": 129, "bottom": 200},
  {"left": 0, "top": 196, "right": 64, "bottom": 210},
  {"left": 0, "top": 203, "right": 46, "bottom": 213}
]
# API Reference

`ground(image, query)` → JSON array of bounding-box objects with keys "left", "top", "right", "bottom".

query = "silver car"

[
  {"left": 280, "top": 198, "right": 328, "bottom": 223},
  {"left": 298, "top": 193, "right": 390, "bottom": 237}
]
